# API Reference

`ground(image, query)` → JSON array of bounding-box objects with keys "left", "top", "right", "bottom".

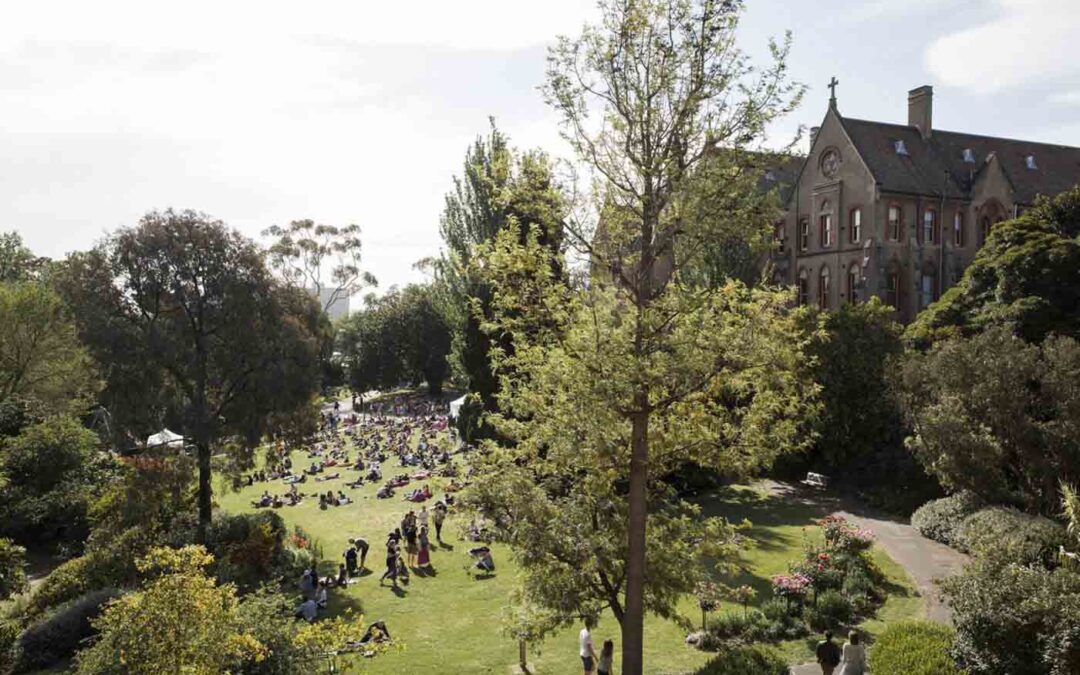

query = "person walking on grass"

[
  {"left": 579, "top": 618, "right": 597, "bottom": 675},
  {"left": 379, "top": 539, "right": 398, "bottom": 588},
  {"left": 433, "top": 501, "right": 447, "bottom": 541},
  {"left": 816, "top": 630, "right": 841, "bottom": 675}
]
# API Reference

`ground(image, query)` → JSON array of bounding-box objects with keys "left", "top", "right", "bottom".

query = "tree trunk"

[
  {"left": 196, "top": 439, "right": 212, "bottom": 545},
  {"left": 622, "top": 406, "right": 649, "bottom": 675}
]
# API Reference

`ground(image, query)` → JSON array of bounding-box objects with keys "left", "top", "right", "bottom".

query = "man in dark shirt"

[{"left": 815, "top": 630, "right": 842, "bottom": 674}]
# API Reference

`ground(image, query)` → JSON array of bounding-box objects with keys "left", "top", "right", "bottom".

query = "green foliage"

[
  {"left": 25, "top": 527, "right": 153, "bottom": 620},
  {"left": 339, "top": 284, "right": 452, "bottom": 396},
  {"left": 0, "top": 618, "right": 18, "bottom": 674},
  {"left": 898, "top": 327, "right": 1080, "bottom": 514},
  {"left": 804, "top": 299, "right": 904, "bottom": 467},
  {"left": 0, "top": 281, "right": 98, "bottom": 417},
  {"left": 907, "top": 186, "right": 1080, "bottom": 347},
  {"left": 805, "top": 590, "right": 852, "bottom": 631},
  {"left": 0, "top": 538, "right": 27, "bottom": 601},
  {"left": 434, "top": 121, "right": 567, "bottom": 441},
  {"left": 262, "top": 219, "right": 376, "bottom": 313},
  {"left": 957, "top": 506, "right": 1068, "bottom": 567},
  {"left": 0, "top": 232, "right": 46, "bottom": 283},
  {"left": 867, "top": 621, "right": 960, "bottom": 675},
  {"left": 56, "top": 210, "right": 323, "bottom": 538},
  {"left": 794, "top": 300, "right": 937, "bottom": 513},
  {"left": 11, "top": 587, "right": 120, "bottom": 673},
  {"left": 910, "top": 492, "right": 983, "bottom": 547},
  {"left": 942, "top": 550, "right": 1080, "bottom": 675},
  {"left": 74, "top": 546, "right": 264, "bottom": 675},
  {"left": 0, "top": 416, "right": 114, "bottom": 545},
  {"left": 466, "top": 260, "right": 816, "bottom": 638},
  {"left": 205, "top": 511, "right": 293, "bottom": 593},
  {"left": 702, "top": 610, "right": 768, "bottom": 647},
  {"left": 691, "top": 644, "right": 789, "bottom": 675}
]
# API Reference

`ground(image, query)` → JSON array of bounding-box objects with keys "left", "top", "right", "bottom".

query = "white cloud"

[
  {"left": 1048, "top": 91, "right": 1080, "bottom": 106},
  {"left": 0, "top": 1, "right": 593, "bottom": 290},
  {"left": 925, "top": 0, "right": 1080, "bottom": 94}
]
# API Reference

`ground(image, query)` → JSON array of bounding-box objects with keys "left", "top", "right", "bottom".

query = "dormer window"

[
  {"left": 962, "top": 148, "right": 976, "bottom": 163},
  {"left": 894, "top": 140, "right": 908, "bottom": 155},
  {"left": 1025, "top": 154, "right": 1037, "bottom": 169}
]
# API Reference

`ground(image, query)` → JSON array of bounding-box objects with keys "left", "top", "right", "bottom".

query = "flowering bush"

[
  {"left": 817, "top": 515, "right": 874, "bottom": 554},
  {"left": 791, "top": 549, "right": 843, "bottom": 592},
  {"left": 771, "top": 573, "right": 810, "bottom": 600}
]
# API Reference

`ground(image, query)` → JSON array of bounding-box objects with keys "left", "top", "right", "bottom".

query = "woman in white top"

[{"left": 839, "top": 630, "right": 866, "bottom": 675}]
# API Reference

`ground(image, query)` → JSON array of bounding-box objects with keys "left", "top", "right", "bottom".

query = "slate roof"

[{"left": 839, "top": 116, "right": 1080, "bottom": 205}]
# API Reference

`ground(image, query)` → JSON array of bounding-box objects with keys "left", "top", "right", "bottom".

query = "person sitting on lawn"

[
  {"left": 337, "top": 490, "right": 351, "bottom": 505},
  {"left": 257, "top": 491, "right": 272, "bottom": 507},
  {"left": 295, "top": 597, "right": 318, "bottom": 622},
  {"left": 376, "top": 484, "right": 394, "bottom": 499},
  {"left": 315, "top": 580, "right": 329, "bottom": 609}
]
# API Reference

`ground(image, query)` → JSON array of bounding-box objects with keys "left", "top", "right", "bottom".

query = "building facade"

[{"left": 774, "top": 85, "right": 1080, "bottom": 322}]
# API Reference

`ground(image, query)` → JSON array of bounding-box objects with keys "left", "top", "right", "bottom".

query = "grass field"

[{"left": 217, "top": 429, "right": 921, "bottom": 674}]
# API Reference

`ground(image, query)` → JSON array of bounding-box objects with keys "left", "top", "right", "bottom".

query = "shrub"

[
  {"left": 942, "top": 550, "right": 1080, "bottom": 675},
  {"left": 759, "top": 598, "right": 792, "bottom": 623},
  {"left": 26, "top": 527, "right": 150, "bottom": 619},
  {"left": 704, "top": 610, "right": 768, "bottom": 644},
  {"left": 0, "top": 619, "right": 18, "bottom": 673},
  {"left": 911, "top": 491, "right": 982, "bottom": 547},
  {"left": 841, "top": 567, "right": 875, "bottom": 612},
  {"left": 692, "top": 644, "right": 789, "bottom": 675},
  {"left": 806, "top": 590, "right": 852, "bottom": 631},
  {"left": 957, "top": 506, "right": 1067, "bottom": 567},
  {"left": 11, "top": 587, "right": 120, "bottom": 673},
  {"left": 206, "top": 512, "right": 290, "bottom": 592},
  {"left": 868, "top": 621, "right": 960, "bottom": 675}
]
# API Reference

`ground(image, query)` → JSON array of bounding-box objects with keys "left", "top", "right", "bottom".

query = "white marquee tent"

[
  {"left": 449, "top": 395, "right": 467, "bottom": 419},
  {"left": 145, "top": 428, "right": 185, "bottom": 449}
]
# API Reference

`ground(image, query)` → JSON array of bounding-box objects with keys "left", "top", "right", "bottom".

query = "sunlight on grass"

[{"left": 219, "top": 455, "right": 919, "bottom": 673}]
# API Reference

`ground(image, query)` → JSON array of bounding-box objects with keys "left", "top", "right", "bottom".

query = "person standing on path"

[
  {"left": 815, "top": 630, "right": 841, "bottom": 675},
  {"left": 838, "top": 631, "right": 866, "bottom": 675},
  {"left": 579, "top": 618, "right": 597, "bottom": 675}
]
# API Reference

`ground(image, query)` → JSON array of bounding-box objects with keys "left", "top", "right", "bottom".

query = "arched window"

[
  {"left": 818, "top": 266, "right": 831, "bottom": 309},
  {"left": 849, "top": 207, "right": 862, "bottom": 244},
  {"left": 888, "top": 204, "right": 903, "bottom": 241},
  {"left": 922, "top": 207, "right": 938, "bottom": 244},
  {"left": 980, "top": 216, "right": 992, "bottom": 245},
  {"left": 953, "top": 212, "right": 965, "bottom": 247},
  {"left": 885, "top": 268, "right": 900, "bottom": 310},
  {"left": 797, "top": 268, "right": 809, "bottom": 306},
  {"left": 847, "top": 263, "right": 860, "bottom": 304},
  {"left": 819, "top": 201, "right": 833, "bottom": 248}
]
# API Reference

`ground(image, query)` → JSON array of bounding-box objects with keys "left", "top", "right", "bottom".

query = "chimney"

[
  {"left": 908, "top": 85, "right": 933, "bottom": 138},
  {"left": 810, "top": 126, "right": 820, "bottom": 147}
]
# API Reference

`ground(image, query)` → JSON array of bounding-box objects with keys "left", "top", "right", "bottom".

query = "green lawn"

[{"left": 218, "top": 439, "right": 921, "bottom": 674}]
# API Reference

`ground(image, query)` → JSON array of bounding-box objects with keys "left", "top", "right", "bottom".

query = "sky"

[{"left": 4, "top": 0, "right": 1080, "bottom": 298}]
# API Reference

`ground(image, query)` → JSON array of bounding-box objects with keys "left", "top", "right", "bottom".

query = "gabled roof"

[{"left": 838, "top": 116, "right": 1080, "bottom": 204}]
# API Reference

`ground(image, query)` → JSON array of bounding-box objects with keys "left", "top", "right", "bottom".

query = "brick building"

[{"left": 774, "top": 84, "right": 1080, "bottom": 322}]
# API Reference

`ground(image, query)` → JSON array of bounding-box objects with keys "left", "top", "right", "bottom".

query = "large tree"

[
  {"left": 0, "top": 282, "right": 98, "bottom": 419},
  {"left": 898, "top": 327, "right": 1080, "bottom": 515},
  {"left": 434, "top": 121, "right": 566, "bottom": 440},
  {"left": 338, "top": 284, "right": 452, "bottom": 396},
  {"left": 907, "top": 185, "right": 1080, "bottom": 347},
  {"left": 262, "top": 219, "right": 376, "bottom": 314},
  {"left": 538, "top": 1, "right": 802, "bottom": 669},
  {"left": 57, "top": 210, "right": 322, "bottom": 542}
]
